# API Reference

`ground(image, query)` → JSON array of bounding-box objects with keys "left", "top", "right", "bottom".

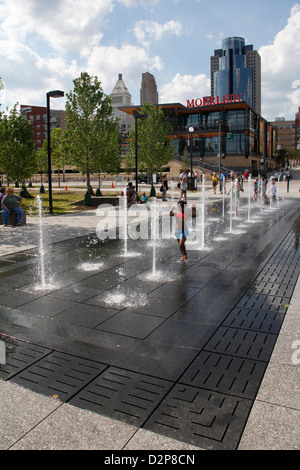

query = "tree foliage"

[
  {"left": 126, "top": 102, "right": 175, "bottom": 185},
  {"left": 65, "top": 72, "right": 121, "bottom": 189},
  {"left": 0, "top": 105, "right": 36, "bottom": 185}
]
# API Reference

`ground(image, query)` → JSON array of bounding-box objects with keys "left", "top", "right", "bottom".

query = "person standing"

[
  {"left": 170, "top": 200, "right": 196, "bottom": 262},
  {"left": 253, "top": 177, "right": 259, "bottom": 201},
  {"left": 161, "top": 174, "right": 168, "bottom": 201},
  {"left": 219, "top": 171, "right": 226, "bottom": 193},
  {"left": 180, "top": 176, "right": 187, "bottom": 202},
  {"left": 1, "top": 187, "right": 23, "bottom": 226},
  {"left": 270, "top": 179, "right": 277, "bottom": 206},
  {"left": 212, "top": 172, "right": 218, "bottom": 194},
  {"left": 0, "top": 187, "right": 5, "bottom": 210}
]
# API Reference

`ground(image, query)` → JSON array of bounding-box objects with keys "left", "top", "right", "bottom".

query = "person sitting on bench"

[{"left": 1, "top": 187, "right": 23, "bottom": 226}]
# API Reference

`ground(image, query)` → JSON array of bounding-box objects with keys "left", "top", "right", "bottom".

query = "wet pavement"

[{"left": 0, "top": 187, "right": 299, "bottom": 450}]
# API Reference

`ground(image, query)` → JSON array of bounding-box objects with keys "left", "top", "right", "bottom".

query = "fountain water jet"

[
  {"left": 248, "top": 175, "right": 252, "bottom": 222},
  {"left": 229, "top": 180, "right": 233, "bottom": 233},
  {"left": 151, "top": 197, "right": 159, "bottom": 277},
  {"left": 121, "top": 187, "right": 128, "bottom": 256},
  {"left": 36, "top": 195, "right": 46, "bottom": 289},
  {"left": 33, "top": 195, "right": 57, "bottom": 291},
  {"left": 201, "top": 177, "right": 206, "bottom": 248}
]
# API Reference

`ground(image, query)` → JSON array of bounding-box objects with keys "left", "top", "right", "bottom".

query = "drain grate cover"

[
  {"left": 204, "top": 327, "right": 277, "bottom": 361},
  {"left": 248, "top": 281, "right": 295, "bottom": 298},
  {"left": 144, "top": 384, "right": 253, "bottom": 450},
  {"left": 10, "top": 351, "right": 107, "bottom": 401},
  {"left": 257, "top": 265, "right": 299, "bottom": 285},
  {"left": 223, "top": 306, "right": 284, "bottom": 334},
  {"left": 179, "top": 351, "right": 267, "bottom": 399},
  {"left": 0, "top": 337, "right": 52, "bottom": 380},
  {"left": 236, "top": 293, "right": 290, "bottom": 314},
  {"left": 69, "top": 366, "right": 174, "bottom": 426}
]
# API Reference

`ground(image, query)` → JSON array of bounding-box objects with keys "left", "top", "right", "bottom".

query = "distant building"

[
  {"left": 110, "top": 74, "right": 134, "bottom": 136},
  {"left": 120, "top": 99, "right": 277, "bottom": 175},
  {"left": 211, "top": 37, "right": 261, "bottom": 115},
  {"left": 140, "top": 72, "right": 159, "bottom": 105},
  {"left": 20, "top": 105, "right": 65, "bottom": 150},
  {"left": 295, "top": 107, "right": 300, "bottom": 149},
  {"left": 271, "top": 117, "right": 296, "bottom": 151}
]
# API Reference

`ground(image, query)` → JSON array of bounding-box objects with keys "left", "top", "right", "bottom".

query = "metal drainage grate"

[
  {"left": 236, "top": 293, "right": 291, "bottom": 314},
  {"left": 203, "top": 327, "right": 277, "bottom": 361},
  {"left": 69, "top": 366, "right": 174, "bottom": 427},
  {"left": 256, "top": 264, "right": 299, "bottom": 285},
  {"left": 10, "top": 351, "right": 108, "bottom": 401},
  {"left": 0, "top": 337, "right": 52, "bottom": 380},
  {"left": 144, "top": 384, "right": 253, "bottom": 451},
  {"left": 222, "top": 307, "right": 284, "bottom": 334},
  {"left": 247, "top": 280, "right": 295, "bottom": 298},
  {"left": 179, "top": 350, "right": 267, "bottom": 400}
]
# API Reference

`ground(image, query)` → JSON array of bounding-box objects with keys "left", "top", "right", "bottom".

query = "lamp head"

[{"left": 47, "top": 90, "right": 64, "bottom": 98}]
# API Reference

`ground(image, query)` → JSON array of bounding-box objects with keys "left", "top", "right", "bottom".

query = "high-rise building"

[
  {"left": 140, "top": 72, "right": 159, "bottom": 105},
  {"left": 110, "top": 74, "right": 133, "bottom": 136},
  {"left": 211, "top": 37, "right": 261, "bottom": 114}
]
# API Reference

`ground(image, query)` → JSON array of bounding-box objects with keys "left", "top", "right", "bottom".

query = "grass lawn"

[{"left": 19, "top": 189, "right": 121, "bottom": 216}]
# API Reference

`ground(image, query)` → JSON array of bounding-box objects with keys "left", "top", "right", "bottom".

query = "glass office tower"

[{"left": 212, "top": 37, "right": 260, "bottom": 112}]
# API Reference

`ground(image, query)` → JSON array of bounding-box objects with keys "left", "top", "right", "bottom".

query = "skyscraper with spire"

[{"left": 110, "top": 73, "right": 133, "bottom": 135}]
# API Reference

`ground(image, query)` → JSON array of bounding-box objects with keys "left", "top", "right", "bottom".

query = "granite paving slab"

[{"left": 0, "top": 199, "right": 299, "bottom": 449}]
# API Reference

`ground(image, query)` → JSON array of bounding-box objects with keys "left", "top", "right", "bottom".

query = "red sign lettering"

[{"left": 187, "top": 93, "right": 242, "bottom": 108}]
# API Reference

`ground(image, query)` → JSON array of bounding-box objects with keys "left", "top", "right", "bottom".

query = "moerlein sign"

[{"left": 187, "top": 93, "right": 242, "bottom": 108}]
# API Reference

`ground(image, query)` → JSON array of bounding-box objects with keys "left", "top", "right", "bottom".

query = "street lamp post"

[
  {"left": 218, "top": 119, "right": 222, "bottom": 176},
  {"left": 133, "top": 110, "right": 148, "bottom": 194},
  {"left": 47, "top": 90, "right": 64, "bottom": 214},
  {"left": 189, "top": 126, "right": 194, "bottom": 190}
]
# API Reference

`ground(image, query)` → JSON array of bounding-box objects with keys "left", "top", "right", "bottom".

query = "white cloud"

[
  {"left": 0, "top": 0, "right": 114, "bottom": 56},
  {"left": 206, "top": 31, "right": 224, "bottom": 46},
  {"left": 87, "top": 44, "right": 163, "bottom": 100},
  {"left": 0, "top": 38, "right": 80, "bottom": 109},
  {"left": 259, "top": 3, "right": 300, "bottom": 120},
  {"left": 160, "top": 73, "right": 210, "bottom": 105},
  {"left": 117, "top": 0, "right": 159, "bottom": 7},
  {"left": 0, "top": 0, "right": 167, "bottom": 108},
  {"left": 133, "top": 20, "right": 183, "bottom": 48}
]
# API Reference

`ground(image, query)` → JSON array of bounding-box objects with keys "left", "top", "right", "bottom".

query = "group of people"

[
  {"left": 0, "top": 187, "right": 23, "bottom": 226},
  {"left": 211, "top": 170, "right": 242, "bottom": 194},
  {"left": 253, "top": 176, "right": 277, "bottom": 206},
  {"left": 171, "top": 170, "right": 278, "bottom": 262}
]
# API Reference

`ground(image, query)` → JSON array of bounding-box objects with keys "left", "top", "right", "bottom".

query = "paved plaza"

[{"left": 0, "top": 176, "right": 299, "bottom": 451}]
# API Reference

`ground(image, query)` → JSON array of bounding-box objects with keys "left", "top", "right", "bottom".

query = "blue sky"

[{"left": 1, "top": 0, "right": 300, "bottom": 120}]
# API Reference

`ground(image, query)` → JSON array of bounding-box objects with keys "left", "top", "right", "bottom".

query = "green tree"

[
  {"left": 47, "top": 127, "right": 71, "bottom": 187},
  {"left": 287, "top": 148, "right": 300, "bottom": 166},
  {"left": 181, "top": 147, "right": 190, "bottom": 171},
  {"left": 126, "top": 102, "right": 175, "bottom": 193},
  {"left": 36, "top": 147, "right": 48, "bottom": 185},
  {"left": 94, "top": 119, "right": 121, "bottom": 186},
  {"left": 276, "top": 148, "right": 288, "bottom": 168},
  {"left": 0, "top": 105, "right": 36, "bottom": 185},
  {"left": 65, "top": 72, "right": 115, "bottom": 190}
]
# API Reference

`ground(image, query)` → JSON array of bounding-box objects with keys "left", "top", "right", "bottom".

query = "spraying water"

[
  {"left": 248, "top": 175, "right": 252, "bottom": 222},
  {"left": 151, "top": 197, "right": 159, "bottom": 276},
  {"left": 171, "top": 180, "right": 176, "bottom": 205},
  {"left": 36, "top": 195, "right": 46, "bottom": 289},
  {"left": 201, "top": 177, "right": 206, "bottom": 247},
  {"left": 122, "top": 187, "right": 128, "bottom": 256}
]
